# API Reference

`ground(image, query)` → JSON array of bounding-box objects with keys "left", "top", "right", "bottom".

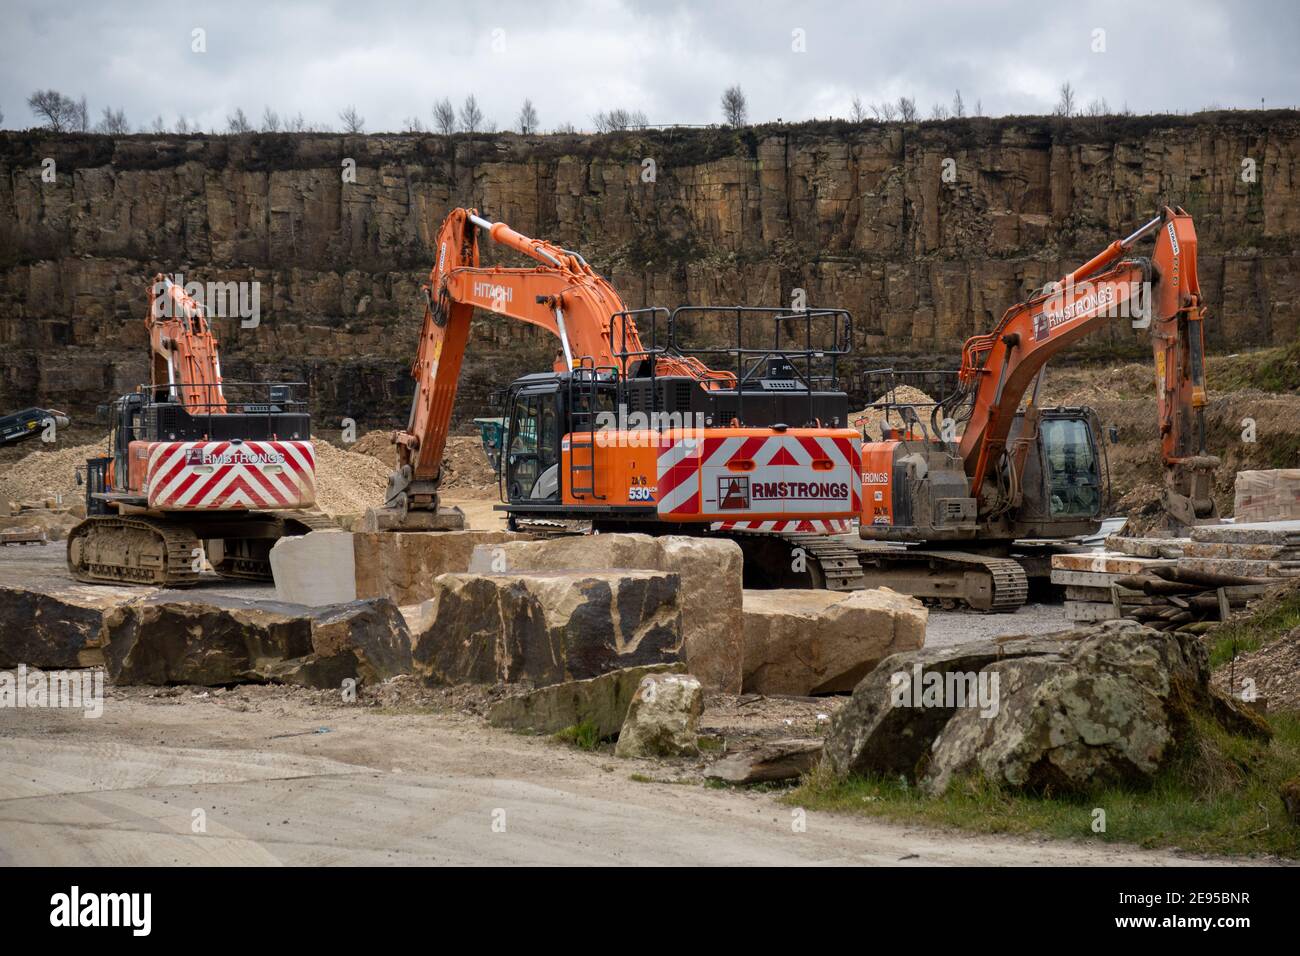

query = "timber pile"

[{"left": 1053, "top": 522, "right": 1300, "bottom": 632}]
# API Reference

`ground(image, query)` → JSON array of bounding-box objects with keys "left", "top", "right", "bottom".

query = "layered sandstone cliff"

[{"left": 1, "top": 112, "right": 1297, "bottom": 424}]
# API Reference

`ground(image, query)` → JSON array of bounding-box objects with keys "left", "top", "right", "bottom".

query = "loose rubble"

[{"left": 615, "top": 672, "right": 704, "bottom": 759}]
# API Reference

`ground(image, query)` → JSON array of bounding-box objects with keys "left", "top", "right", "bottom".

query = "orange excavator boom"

[
  {"left": 949, "top": 206, "right": 1214, "bottom": 522},
  {"left": 145, "top": 274, "right": 226, "bottom": 414}
]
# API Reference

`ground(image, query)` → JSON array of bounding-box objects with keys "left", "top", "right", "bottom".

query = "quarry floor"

[
  {"left": 0, "top": 536, "right": 1248, "bottom": 867},
  {"left": 0, "top": 688, "right": 1248, "bottom": 867}
]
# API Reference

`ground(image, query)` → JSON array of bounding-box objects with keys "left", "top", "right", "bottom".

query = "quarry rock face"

[
  {"left": 741, "top": 587, "right": 926, "bottom": 695},
  {"left": 486, "top": 662, "right": 685, "bottom": 738},
  {"left": 101, "top": 593, "right": 411, "bottom": 687},
  {"left": 4, "top": 119, "right": 1298, "bottom": 421},
  {"left": 409, "top": 570, "right": 683, "bottom": 687},
  {"left": 615, "top": 672, "right": 704, "bottom": 759},
  {"left": 823, "top": 620, "right": 1244, "bottom": 796},
  {"left": 470, "top": 534, "right": 743, "bottom": 693}
]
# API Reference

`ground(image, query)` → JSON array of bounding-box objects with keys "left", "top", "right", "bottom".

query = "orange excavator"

[
  {"left": 373, "top": 208, "right": 868, "bottom": 588},
  {"left": 67, "top": 275, "right": 327, "bottom": 585},
  {"left": 853, "top": 206, "right": 1219, "bottom": 609}
]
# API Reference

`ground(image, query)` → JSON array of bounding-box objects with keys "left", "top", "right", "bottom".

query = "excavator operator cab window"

[
  {"left": 1041, "top": 416, "right": 1102, "bottom": 518},
  {"left": 506, "top": 387, "right": 560, "bottom": 502}
]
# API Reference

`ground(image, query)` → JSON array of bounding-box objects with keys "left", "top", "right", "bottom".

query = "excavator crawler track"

[
  {"left": 67, "top": 516, "right": 202, "bottom": 587},
  {"left": 853, "top": 546, "right": 1029, "bottom": 612},
  {"left": 781, "top": 533, "right": 868, "bottom": 591}
]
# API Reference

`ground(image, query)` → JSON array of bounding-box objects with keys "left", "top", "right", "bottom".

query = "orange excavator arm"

[
  {"left": 385, "top": 208, "right": 732, "bottom": 519},
  {"left": 950, "top": 206, "right": 1214, "bottom": 520},
  {"left": 145, "top": 274, "right": 226, "bottom": 413}
]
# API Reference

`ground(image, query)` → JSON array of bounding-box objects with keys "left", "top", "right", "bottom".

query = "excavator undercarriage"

[{"left": 67, "top": 510, "right": 333, "bottom": 586}]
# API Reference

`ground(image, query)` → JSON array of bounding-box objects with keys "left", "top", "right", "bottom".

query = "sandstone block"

[
  {"left": 615, "top": 672, "right": 703, "bottom": 758},
  {"left": 469, "top": 533, "right": 743, "bottom": 693},
  {"left": 486, "top": 663, "right": 685, "bottom": 738},
  {"left": 410, "top": 570, "right": 682, "bottom": 687},
  {"left": 741, "top": 587, "right": 926, "bottom": 695},
  {"left": 271, "top": 529, "right": 521, "bottom": 606}
]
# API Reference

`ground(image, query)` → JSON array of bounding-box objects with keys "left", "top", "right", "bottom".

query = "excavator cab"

[
  {"left": 1006, "top": 406, "right": 1107, "bottom": 536},
  {"left": 501, "top": 375, "right": 564, "bottom": 502}
]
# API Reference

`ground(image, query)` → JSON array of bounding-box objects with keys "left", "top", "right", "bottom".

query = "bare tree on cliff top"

[
  {"left": 1055, "top": 81, "right": 1077, "bottom": 117},
  {"left": 28, "top": 89, "right": 80, "bottom": 132},
  {"left": 226, "top": 107, "right": 253, "bottom": 134},
  {"left": 952, "top": 89, "right": 966, "bottom": 118},
  {"left": 339, "top": 105, "right": 365, "bottom": 133},
  {"left": 96, "top": 106, "right": 129, "bottom": 135},
  {"left": 870, "top": 101, "right": 898, "bottom": 122},
  {"left": 518, "top": 98, "right": 539, "bottom": 135},
  {"left": 433, "top": 98, "right": 456, "bottom": 135},
  {"left": 721, "top": 85, "right": 748, "bottom": 126},
  {"left": 593, "top": 108, "right": 647, "bottom": 132},
  {"left": 896, "top": 96, "right": 917, "bottom": 122},
  {"left": 261, "top": 107, "right": 281, "bottom": 132},
  {"left": 850, "top": 95, "right": 867, "bottom": 123},
  {"left": 459, "top": 95, "right": 484, "bottom": 133}
]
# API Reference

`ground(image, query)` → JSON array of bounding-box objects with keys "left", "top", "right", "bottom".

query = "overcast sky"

[{"left": 1, "top": 0, "right": 1295, "bottom": 133}]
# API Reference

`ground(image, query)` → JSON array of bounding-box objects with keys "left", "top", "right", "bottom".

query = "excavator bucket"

[{"left": 361, "top": 504, "right": 466, "bottom": 532}]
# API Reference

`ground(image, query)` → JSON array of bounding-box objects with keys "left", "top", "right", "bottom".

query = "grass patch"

[
  {"left": 554, "top": 721, "right": 602, "bottom": 751},
  {"left": 1205, "top": 582, "right": 1300, "bottom": 668},
  {"left": 789, "top": 714, "right": 1300, "bottom": 859},
  {"left": 1208, "top": 343, "right": 1300, "bottom": 394}
]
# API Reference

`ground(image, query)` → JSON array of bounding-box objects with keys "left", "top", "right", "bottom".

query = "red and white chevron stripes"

[
  {"left": 656, "top": 431, "right": 860, "bottom": 523},
  {"left": 145, "top": 440, "right": 316, "bottom": 510},
  {"left": 709, "top": 518, "right": 854, "bottom": 534}
]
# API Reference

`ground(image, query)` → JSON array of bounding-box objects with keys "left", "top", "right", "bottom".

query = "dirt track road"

[{"left": 0, "top": 692, "right": 1255, "bottom": 867}]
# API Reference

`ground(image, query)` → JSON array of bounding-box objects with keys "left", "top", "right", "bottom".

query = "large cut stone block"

[
  {"left": 271, "top": 529, "right": 521, "bottom": 606},
  {"left": 469, "top": 533, "right": 743, "bottom": 693},
  {"left": 409, "top": 570, "right": 683, "bottom": 687},
  {"left": 102, "top": 593, "right": 411, "bottom": 687},
  {"left": 0, "top": 582, "right": 143, "bottom": 668},
  {"left": 742, "top": 587, "right": 926, "bottom": 695}
]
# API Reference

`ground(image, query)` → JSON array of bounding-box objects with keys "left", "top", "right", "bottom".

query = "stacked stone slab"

[{"left": 1055, "top": 524, "right": 1298, "bottom": 630}]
